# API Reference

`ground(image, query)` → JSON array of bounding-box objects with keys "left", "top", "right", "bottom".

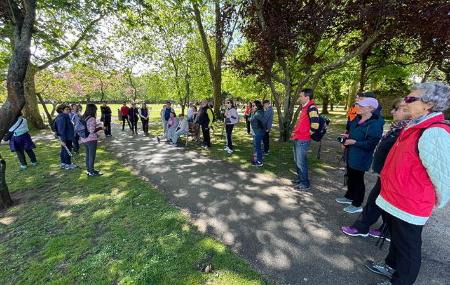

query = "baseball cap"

[{"left": 356, "top": 97, "right": 379, "bottom": 109}]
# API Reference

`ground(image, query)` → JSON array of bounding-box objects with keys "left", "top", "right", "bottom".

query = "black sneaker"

[{"left": 365, "top": 260, "right": 395, "bottom": 279}]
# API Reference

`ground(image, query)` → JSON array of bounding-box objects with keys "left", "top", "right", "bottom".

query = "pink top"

[{"left": 80, "top": 117, "right": 98, "bottom": 144}]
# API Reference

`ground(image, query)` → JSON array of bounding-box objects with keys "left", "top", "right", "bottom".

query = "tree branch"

[{"left": 37, "top": 14, "right": 105, "bottom": 71}]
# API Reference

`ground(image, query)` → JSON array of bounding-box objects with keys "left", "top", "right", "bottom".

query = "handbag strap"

[{"left": 11, "top": 118, "right": 24, "bottom": 134}]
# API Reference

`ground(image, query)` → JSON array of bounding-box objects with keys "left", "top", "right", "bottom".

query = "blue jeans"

[
  {"left": 253, "top": 132, "right": 264, "bottom": 163},
  {"left": 85, "top": 141, "right": 97, "bottom": 173},
  {"left": 293, "top": 140, "right": 310, "bottom": 187},
  {"left": 60, "top": 140, "right": 73, "bottom": 165}
]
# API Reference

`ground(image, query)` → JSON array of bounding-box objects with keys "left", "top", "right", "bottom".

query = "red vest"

[
  {"left": 292, "top": 100, "right": 315, "bottom": 141},
  {"left": 380, "top": 113, "right": 450, "bottom": 218}
]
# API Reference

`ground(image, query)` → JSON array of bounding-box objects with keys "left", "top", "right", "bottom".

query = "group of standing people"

[
  {"left": 120, "top": 102, "right": 150, "bottom": 136},
  {"left": 53, "top": 103, "right": 103, "bottom": 176}
]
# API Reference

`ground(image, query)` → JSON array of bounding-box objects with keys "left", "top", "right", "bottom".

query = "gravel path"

[{"left": 105, "top": 123, "right": 449, "bottom": 285}]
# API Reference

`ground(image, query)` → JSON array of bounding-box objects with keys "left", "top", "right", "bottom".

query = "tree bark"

[
  {"left": 358, "top": 48, "right": 370, "bottom": 94},
  {"left": 0, "top": 0, "right": 37, "bottom": 209},
  {"left": 36, "top": 92, "right": 53, "bottom": 125},
  {"left": 23, "top": 64, "right": 46, "bottom": 129},
  {"left": 0, "top": 155, "right": 13, "bottom": 209},
  {"left": 322, "top": 93, "right": 330, "bottom": 114}
]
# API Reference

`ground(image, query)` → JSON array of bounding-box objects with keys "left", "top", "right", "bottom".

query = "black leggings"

[
  {"left": 201, "top": 125, "right": 211, "bottom": 147},
  {"left": 344, "top": 166, "right": 366, "bottom": 207},
  {"left": 141, "top": 119, "right": 149, "bottom": 134},
  {"left": 122, "top": 116, "right": 131, "bottom": 130},
  {"left": 226, "top": 124, "right": 234, "bottom": 149},
  {"left": 16, "top": 149, "right": 37, "bottom": 166},
  {"left": 352, "top": 177, "right": 386, "bottom": 234},
  {"left": 130, "top": 119, "right": 138, "bottom": 134}
]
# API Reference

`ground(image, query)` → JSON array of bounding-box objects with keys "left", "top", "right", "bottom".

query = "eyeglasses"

[{"left": 404, "top": 96, "right": 421, "bottom": 104}]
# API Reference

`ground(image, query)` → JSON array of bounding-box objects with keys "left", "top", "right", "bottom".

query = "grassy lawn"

[{"left": 0, "top": 140, "right": 269, "bottom": 285}]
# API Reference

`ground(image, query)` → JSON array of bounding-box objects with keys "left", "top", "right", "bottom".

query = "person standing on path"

[
  {"left": 365, "top": 82, "right": 450, "bottom": 285},
  {"left": 341, "top": 99, "right": 410, "bottom": 238},
  {"left": 69, "top": 104, "right": 81, "bottom": 154},
  {"left": 80, "top": 103, "right": 103, "bottom": 177},
  {"left": 129, "top": 103, "right": 139, "bottom": 135},
  {"left": 140, "top": 103, "right": 149, "bottom": 136},
  {"left": 291, "top": 89, "right": 320, "bottom": 190},
  {"left": 100, "top": 103, "right": 112, "bottom": 137},
  {"left": 336, "top": 97, "right": 384, "bottom": 214},
  {"left": 243, "top": 102, "right": 252, "bottom": 134},
  {"left": 262, "top": 100, "right": 273, "bottom": 154},
  {"left": 7, "top": 113, "right": 37, "bottom": 170},
  {"left": 120, "top": 102, "right": 131, "bottom": 131},
  {"left": 224, "top": 100, "right": 239, "bottom": 154},
  {"left": 250, "top": 100, "right": 266, "bottom": 167},
  {"left": 197, "top": 100, "right": 214, "bottom": 148},
  {"left": 55, "top": 104, "right": 77, "bottom": 170},
  {"left": 161, "top": 101, "right": 174, "bottom": 139}
]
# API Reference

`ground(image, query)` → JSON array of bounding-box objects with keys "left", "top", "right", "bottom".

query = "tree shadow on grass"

[{"left": 0, "top": 142, "right": 268, "bottom": 285}]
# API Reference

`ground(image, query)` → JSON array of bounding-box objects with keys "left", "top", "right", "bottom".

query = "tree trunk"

[
  {"left": 330, "top": 102, "right": 334, "bottom": 111},
  {"left": 0, "top": 155, "right": 13, "bottom": 210},
  {"left": 23, "top": 64, "right": 46, "bottom": 129},
  {"left": 358, "top": 47, "right": 370, "bottom": 94},
  {"left": 322, "top": 93, "right": 330, "bottom": 114},
  {"left": 36, "top": 92, "right": 53, "bottom": 125},
  {"left": 0, "top": 0, "right": 37, "bottom": 209}
]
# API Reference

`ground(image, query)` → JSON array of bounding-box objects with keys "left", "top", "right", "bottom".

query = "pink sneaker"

[
  {"left": 341, "top": 226, "right": 369, "bottom": 237},
  {"left": 369, "top": 228, "right": 391, "bottom": 242}
]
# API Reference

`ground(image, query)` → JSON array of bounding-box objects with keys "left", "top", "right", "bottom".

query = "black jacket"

[
  {"left": 371, "top": 128, "right": 402, "bottom": 174},
  {"left": 100, "top": 106, "right": 112, "bottom": 122},
  {"left": 197, "top": 106, "right": 210, "bottom": 127}
]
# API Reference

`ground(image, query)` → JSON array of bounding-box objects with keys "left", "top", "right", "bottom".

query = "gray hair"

[{"left": 413, "top": 82, "right": 450, "bottom": 112}]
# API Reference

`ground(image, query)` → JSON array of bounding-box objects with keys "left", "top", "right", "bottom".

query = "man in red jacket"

[
  {"left": 120, "top": 102, "right": 131, "bottom": 131},
  {"left": 291, "top": 88, "right": 319, "bottom": 190}
]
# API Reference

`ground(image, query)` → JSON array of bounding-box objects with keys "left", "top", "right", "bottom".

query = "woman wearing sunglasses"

[
  {"left": 341, "top": 99, "right": 410, "bottom": 239},
  {"left": 366, "top": 82, "right": 450, "bottom": 285},
  {"left": 224, "top": 100, "right": 239, "bottom": 154}
]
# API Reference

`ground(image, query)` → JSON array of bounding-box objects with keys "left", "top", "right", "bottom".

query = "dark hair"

[
  {"left": 263, "top": 99, "right": 270, "bottom": 104},
  {"left": 170, "top": 111, "right": 176, "bottom": 117},
  {"left": 83, "top": 103, "right": 97, "bottom": 119},
  {"left": 253, "top": 100, "right": 263, "bottom": 111},
  {"left": 56, "top": 104, "right": 68, "bottom": 114},
  {"left": 300, "top": 88, "right": 314, "bottom": 99},
  {"left": 226, "top": 99, "right": 235, "bottom": 108},
  {"left": 359, "top": 91, "right": 377, "bottom": 99}
]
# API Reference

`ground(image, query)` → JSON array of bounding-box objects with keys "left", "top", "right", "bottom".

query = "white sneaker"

[
  {"left": 65, "top": 164, "right": 77, "bottom": 170},
  {"left": 336, "top": 197, "right": 353, "bottom": 204},
  {"left": 344, "top": 205, "right": 363, "bottom": 214},
  {"left": 226, "top": 148, "right": 233, "bottom": 154},
  {"left": 60, "top": 163, "right": 68, "bottom": 169}
]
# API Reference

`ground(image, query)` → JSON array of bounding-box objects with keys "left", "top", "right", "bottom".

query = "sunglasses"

[{"left": 404, "top": 96, "right": 421, "bottom": 104}]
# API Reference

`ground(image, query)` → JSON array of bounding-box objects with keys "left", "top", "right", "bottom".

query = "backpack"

[
  {"left": 308, "top": 105, "right": 331, "bottom": 142},
  {"left": 74, "top": 116, "right": 91, "bottom": 138}
]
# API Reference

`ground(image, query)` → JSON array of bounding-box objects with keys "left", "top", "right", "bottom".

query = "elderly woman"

[
  {"left": 336, "top": 96, "right": 385, "bottom": 214},
  {"left": 366, "top": 82, "right": 450, "bottom": 285},
  {"left": 342, "top": 99, "right": 410, "bottom": 238}
]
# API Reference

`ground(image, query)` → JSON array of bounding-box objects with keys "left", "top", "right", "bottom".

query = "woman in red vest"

[{"left": 366, "top": 82, "right": 450, "bottom": 285}]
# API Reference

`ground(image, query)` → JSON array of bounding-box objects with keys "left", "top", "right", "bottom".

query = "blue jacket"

[
  {"left": 263, "top": 107, "right": 274, "bottom": 131},
  {"left": 55, "top": 113, "right": 75, "bottom": 141},
  {"left": 250, "top": 110, "right": 266, "bottom": 135},
  {"left": 346, "top": 114, "right": 384, "bottom": 171}
]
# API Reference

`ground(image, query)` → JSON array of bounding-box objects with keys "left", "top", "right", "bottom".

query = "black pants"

[
  {"left": 263, "top": 131, "right": 270, "bottom": 153},
  {"left": 16, "top": 149, "right": 37, "bottom": 166},
  {"left": 104, "top": 120, "right": 111, "bottom": 136},
  {"left": 352, "top": 177, "right": 386, "bottom": 234},
  {"left": 130, "top": 119, "right": 138, "bottom": 134},
  {"left": 85, "top": 141, "right": 97, "bottom": 173},
  {"left": 201, "top": 125, "right": 211, "bottom": 147},
  {"left": 141, "top": 119, "right": 149, "bottom": 134},
  {"left": 225, "top": 124, "right": 234, "bottom": 149},
  {"left": 122, "top": 116, "right": 131, "bottom": 130},
  {"left": 344, "top": 166, "right": 365, "bottom": 207},
  {"left": 245, "top": 116, "right": 250, "bottom": 134},
  {"left": 72, "top": 134, "right": 80, "bottom": 153},
  {"left": 60, "top": 140, "right": 73, "bottom": 165},
  {"left": 384, "top": 211, "right": 423, "bottom": 285}
]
